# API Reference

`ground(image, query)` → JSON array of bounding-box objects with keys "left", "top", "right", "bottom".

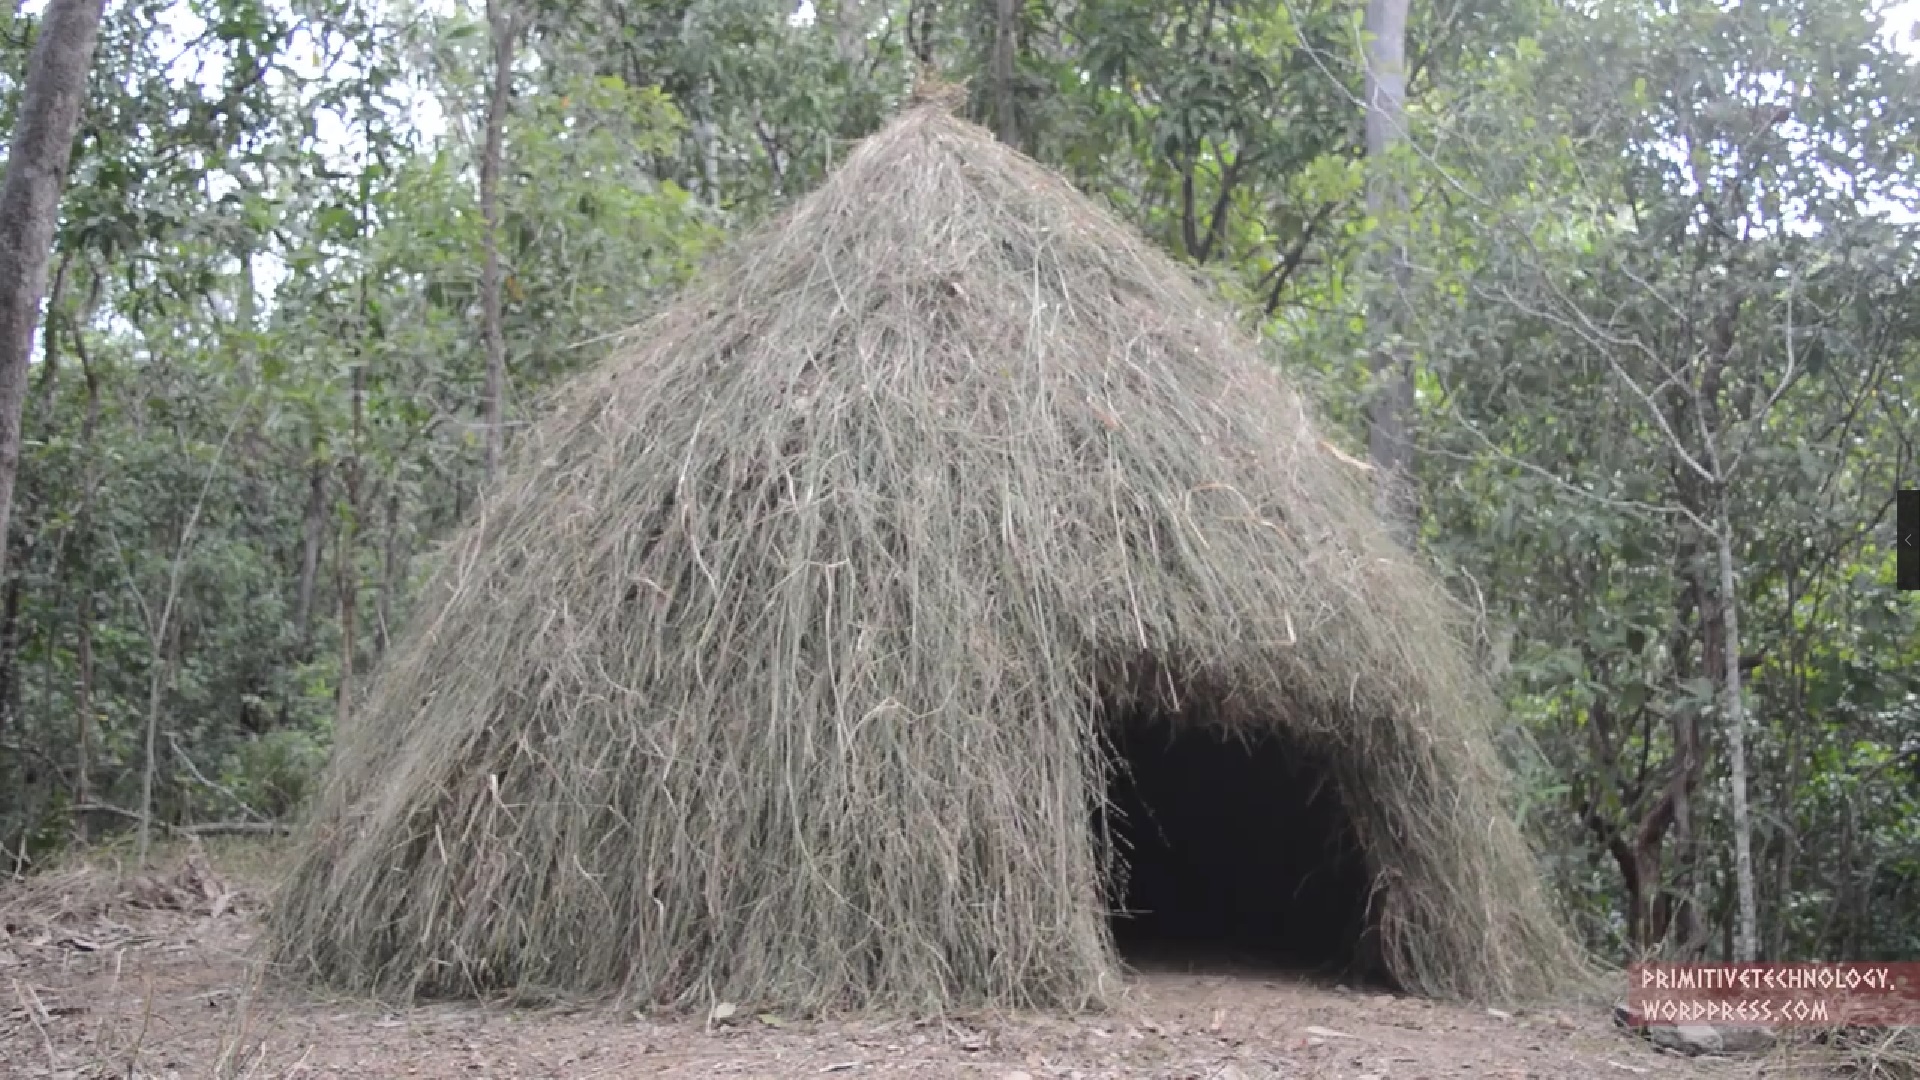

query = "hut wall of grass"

[{"left": 268, "top": 98, "right": 1592, "bottom": 1014}]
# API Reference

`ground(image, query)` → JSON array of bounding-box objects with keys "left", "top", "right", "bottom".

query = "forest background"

[{"left": 0, "top": 0, "right": 1915, "bottom": 971}]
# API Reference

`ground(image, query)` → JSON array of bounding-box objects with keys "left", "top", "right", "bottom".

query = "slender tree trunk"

[
  {"left": 1686, "top": 302, "right": 1760, "bottom": 962},
  {"left": 73, "top": 582, "right": 91, "bottom": 833},
  {"left": 1663, "top": 557, "right": 1711, "bottom": 957},
  {"left": 134, "top": 398, "right": 244, "bottom": 863},
  {"left": 831, "top": 0, "right": 869, "bottom": 64},
  {"left": 69, "top": 299, "right": 97, "bottom": 839},
  {"left": 1714, "top": 495, "right": 1760, "bottom": 961},
  {"left": 376, "top": 483, "right": 403, "bottom": 655},
  {"left": 32, "top": 252, "right": 67, "bottom": 432},
  {"left": 909, "top": 0, "right": 938, "bottom": 64},
  {"left": 1362, "top": 0, "right": 1415, "bottom": 537},
  {"left": 335, "top": 366, "right": 363, "bottom": 734},
  {"left": 990, "top": 0, "right": 1019, "bottom": 148},
  {"left": 696, "top": 81, "right": 720, "bottom": 205},
  {"left": 480, "top": 0, "right": 518, "bottom": 485},
  {"left": 674, "top": 8, "right": 723, "bottom": 205},
  {"left": 0, "top": 0, "right": 109, "bottom": 584},
  {"left": 37, "top": 609, "right": 57, "bottom": 773},
  {"left": 294, "top": 458, "right": 326, "bottom": 650},
  {"left": 136, "top": 610, "right": 176, "bottom": 863},
  {"left": 235, "top": 242, "right": 255, "bottom": 328},
  {"left": 1667, "top": 700, "right": 1702, "bottom": 954},
  {"left": 1772, "top": 698, "right": 1803, "bottom": 958},
  {"left": 0, "top": 573, "right": 24, "bottom": 748},
  {"left": 335, "top": 541, "right": 356, "bottom": 732}
]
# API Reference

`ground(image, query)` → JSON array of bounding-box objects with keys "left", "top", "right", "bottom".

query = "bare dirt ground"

[{"left": 0, "top": 842, "right": 1849, "bottom": 1080}]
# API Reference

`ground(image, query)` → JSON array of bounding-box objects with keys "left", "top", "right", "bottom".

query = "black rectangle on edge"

[{"left": 1901, "top": 489, "right": 1920, "bottom": 592}]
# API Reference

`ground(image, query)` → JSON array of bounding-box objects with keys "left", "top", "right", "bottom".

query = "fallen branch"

[
  {"left": 70, "top": 802, "right": 289, "bottom": 837},
  {"left": 179, "top": 821, "right": 289, "bottom": 837}
]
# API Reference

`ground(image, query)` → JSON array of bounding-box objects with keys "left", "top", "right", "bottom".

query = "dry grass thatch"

[{"left": 268, "top": 98, "right": 1593, "bottom": 1013}]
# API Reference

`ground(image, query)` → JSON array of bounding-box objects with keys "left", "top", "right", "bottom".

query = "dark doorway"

[{"left": 1099, "top": 703, "right": 1378, "bottom": 979}]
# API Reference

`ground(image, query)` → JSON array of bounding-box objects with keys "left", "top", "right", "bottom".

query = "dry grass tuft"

[
  {"left": 269, "top": 103, "right": 1593, "bottom": 1013},
  {"left": 1771, "top": 1027, "right": 1920, "bottom": 1079}
]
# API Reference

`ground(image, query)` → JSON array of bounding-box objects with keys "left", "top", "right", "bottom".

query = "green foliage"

[
  {"left": 1402, "top": 0, "right": 1920, "bottom": 961},
  {"left": 0, "top": 0, "right": 1911, "bottom": 974},
  {"left": 221, "top": 728, "right": 330, "bottom": 820}
]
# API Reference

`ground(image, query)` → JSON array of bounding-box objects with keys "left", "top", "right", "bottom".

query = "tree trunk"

[
  {"left": 1663, "top": 557, "right": 1712, "bottom": 957},
  {"left": 1714, "top": 494, "right": 1760, "bottom": 961},
  {"left": 696, "top": 80, "right": 720, "bottom": 205},
  {"left": 0, "top": 0, "right": 109, "bottom": 584},
  {"left": 73, "top": 582, "right": 91, "bottom": 836},
  {"left": 335, "top": 366, "right": 364, "bottom": 735},
  {"left": 480, "top": 0, "right": 517, "bottom": 485},
  {"left": 31, "top": 251, "right": 67, "bottom": 433},
  {"left": 1665, "top": 700, "right": 1703, "bottom": 955},
  {"left": 1771, "top": 691, "right": 1804, "bottom": 958},
  {"left": 377, "top": 483, "right": 401, "bottom": 655},
  {"left": 1661, "top": 301, "right": 1758, "bottom": 963},
  {"left": 137, "top": 605, "right": 184, "bottom": 864},
  {"left": 831, "top": 0, "right": 869, "bottom": 64},
  {"left": 69, "top": 299, "right": 98, "bottom": 840},
  {"left": 1361, "top": 0, "right": 1414, "bottom": 537},
  {"left": 910, "top": 0, "right": 938, "bottom": 64},
  {"left": 0, "top": 572, "right": 22, "bottom": 756},
  {"left": 133, "top": 392, "right": 239, "bottom": 863},
  {"left": 989, "top": 0, "right": 1019, "bottom": 148},
  {"left": 335, "top": 515, "right": 357, "bottom": 735},
  {"left": 136, "top": 610, "right": 173, "bottom": 863},
  {"left": 294, "top": 458, "right": 326, "bottom": 650}
]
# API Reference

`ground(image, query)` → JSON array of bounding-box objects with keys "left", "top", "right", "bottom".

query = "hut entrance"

[{"left": 1100, "top": 697, "right": 1377, "bottom": 978}]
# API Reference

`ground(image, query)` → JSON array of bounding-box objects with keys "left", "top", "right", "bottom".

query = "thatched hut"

[{"left": 269, "top": 94, "right": 1586, "bottom": 1013}]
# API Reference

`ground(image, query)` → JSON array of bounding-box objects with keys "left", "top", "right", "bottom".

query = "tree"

[
  {"left": 1407, "top": 0, "right": 1918, "bottom": 962},
  {"left": 480, "top": 0, "right": 522, "bottom": 483},
  {"left": 989, "top": 0, "right": 1020, "bottom": 148},
  {"left": 1362, "top": 0, "right": 1413, "bottom": 535},
  {"left": 0, "top": 0, "right": 109, "bottom": 584}
]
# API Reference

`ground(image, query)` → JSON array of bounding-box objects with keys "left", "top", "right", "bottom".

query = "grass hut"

[{"left": 269, "top": 91, "right": 1587, "bottom": 1013}]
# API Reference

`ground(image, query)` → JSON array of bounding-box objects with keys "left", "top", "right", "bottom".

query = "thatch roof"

[{"left": 269, "top": 98, "right": 1588, "bottom": 1012}]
